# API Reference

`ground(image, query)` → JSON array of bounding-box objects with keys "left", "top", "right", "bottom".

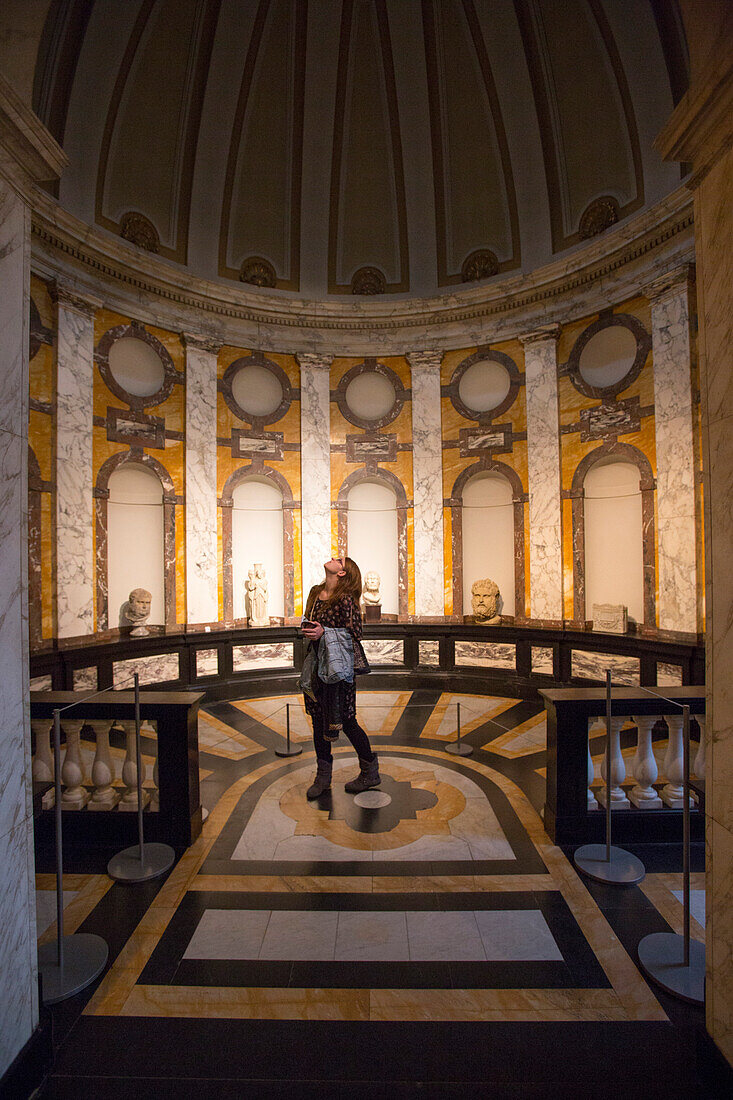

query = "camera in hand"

[{"left": 301, "top": 618, "right": 318, "bottom": 630}]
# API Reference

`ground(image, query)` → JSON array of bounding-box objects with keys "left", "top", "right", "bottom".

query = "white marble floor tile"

[
  {"left": 259, "top": 909, "right": 338, "bottom": 960},
  {"left": 35, "top": 890, "right": 77, "bottom": 937},
  {"left": 672, "top": 889, "right": 706, "bottom": 927},
  {"left": 378, "top": 836, "right": 473, "bottom": 862},
  {"left": 334, "top": 911, "right": 409, "bottom": 961},
  {"left": 406, "top": 910, "right": 486, "bottom": 961},
  {"left": 272, "top": 836, "right": 374, "bottom": 861},
  {"left": 183, "top": 909, "right": 272, "bottom": 960},
  {"left": 474, "top": 909, "right": 563, "bottom": 961}
]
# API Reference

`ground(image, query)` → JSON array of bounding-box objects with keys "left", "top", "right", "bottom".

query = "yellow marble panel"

[
  {"left": 175, "top": 503, "right": 186, "bottom": 623},
  {"left": 41, "top": 492, "right": 55, "bottom": 637},
  {"left": 484, "top": 711, "right": 547, "bottom": 757},
  {"left": 121, "top": 985, "right": 370, "bottom": 1020},
  {"left": 443, "top": 507, "right": 452, "bottom": 616}
]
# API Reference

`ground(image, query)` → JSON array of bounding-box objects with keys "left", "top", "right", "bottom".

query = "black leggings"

[{"left": 312, "top": 712, "right": 375, "bottom": 765}]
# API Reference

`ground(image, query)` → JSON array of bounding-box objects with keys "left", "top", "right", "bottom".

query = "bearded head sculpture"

[{"left": 471, "top": 578, "right": 500, "bottom": 624}]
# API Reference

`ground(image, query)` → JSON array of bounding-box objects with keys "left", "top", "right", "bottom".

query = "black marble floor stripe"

[
  {"left": 203, "top": 701, "right": 289, "bottom": 753},
  {"left": 381, "top": 689, "right": 444, "bottom": 741},
  {"left": 47, "top": 1019, "right": 706, "bottom": 1091},
  {"left": 199, "top": 857, "right": 528, "bottom": 876}
]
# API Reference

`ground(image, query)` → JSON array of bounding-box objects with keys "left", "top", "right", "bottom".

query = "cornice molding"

[
  {"left": 655, "top": 55, "right": 733, "bottom": 188},
  {"left": 29, "top": 185, "right": 695, "bottom": 353},
  {"left": 0, "top": 74, "right": 67, "bottom": 198}
]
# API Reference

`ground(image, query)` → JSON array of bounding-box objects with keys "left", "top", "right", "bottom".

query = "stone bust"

[
  {"left": 471, "top": 578, "right": 501, "bottom": 624},
  {"left": 362, "top": 571, "right": 381, "bottom": 607},
  {"left": 120, "top": 588, "right": 152, "bottom": 635}
]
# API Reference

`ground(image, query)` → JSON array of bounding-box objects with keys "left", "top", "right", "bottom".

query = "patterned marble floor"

[{"left": 35, "top": 690, "right": 715, "bottom": 1097}]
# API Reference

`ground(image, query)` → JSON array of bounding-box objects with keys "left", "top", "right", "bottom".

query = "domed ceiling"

[{"left": 34, "top": 0, "right": 687, "bottom": 299}]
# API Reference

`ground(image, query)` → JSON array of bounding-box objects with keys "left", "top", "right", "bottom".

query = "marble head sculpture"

[
  {"left": 120, "top": 588, "right": 152, "bottom": 635},
  {"left": 362, "top": 571, "right": 381, "bottom": 606},
  {"left": 471, "top": 578, "right": 501, "bottom": 624}
]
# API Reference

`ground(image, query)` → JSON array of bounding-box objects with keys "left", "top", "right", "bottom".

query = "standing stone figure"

[
  {"left": 119, "top": 588, "right": 152, "bottom": 635},
  {"left": 244, "top": 568, "right": 255, "bottom": 621},
  {"left": 471, "top": 578, "right": 501, "bottom": 624},
  {"left": 249, "top": 563, "right": 269, "bottom": 626}
]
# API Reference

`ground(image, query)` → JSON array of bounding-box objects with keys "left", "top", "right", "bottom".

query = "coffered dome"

[{"left": 34, "top": 0, "right": 688, "bottom": 299}]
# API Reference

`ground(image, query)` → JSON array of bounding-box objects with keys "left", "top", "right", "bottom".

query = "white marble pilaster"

[
  {"left": 183, "top": 333, "right": 220, "bottom": 623},
  {"left": 408, "top": 351, "right": 445, "bottom": 616},
  {"left": 297, "top": 354, "right": 332, "bottom": 596},
  {"left": 521, "top": 326, "right": 563, "bottom": 621},
  {"left": 646, "top": 267, "right": 697, "bottom": 633},
  {"left": 54, "top": 285, "right": 99, "bottom": 638},
  {"left": 0, "top": 176, "right": 38, "bottom": 1076}
]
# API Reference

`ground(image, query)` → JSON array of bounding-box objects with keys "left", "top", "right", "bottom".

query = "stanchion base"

[
  {"left": 637, "top": 932, "right": 705, "bottom": 1004},
  {"left": 275, "top": 744, "right": 303, "bottom": 757},
  {"left": 446, "top": 742, "right": 473, "bottom": 756},
  {"left": 574, "top": 843, "right": 645, "bottom": 885},
  {"left": 39, "top": 933, "right": 108, "bottom": 1005},
  {"left": 108, "top": 842, "right": 175, "bottom": 883}
]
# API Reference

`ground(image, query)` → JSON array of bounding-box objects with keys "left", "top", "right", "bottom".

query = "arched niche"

[
  {"left": 220, "top": 464, "right": 295, "bottom": 622},
  {"left": 231, "top": 478, "right": 284, "bottom": 621},
  {"left": 94, "top": 451, "right": 178, "bottom": 629},
  {"left": 347, "top": 480, "right": 399, "bottom": 616},
  {"left": 449, "top": 460, "right": 527, "bottom": 621},
  {"left": 107, "top": 463, "right": 165, "bottom": 626},
  {"left": 583, "top": 460, "right": 644, "bottom": 625},
  {"left": 570, "top": 441, "right": 656, "bottom": 629},
  {"left": 335, "top": 467, "right": 409, "bottom": 619},
  {"left": 462, "top": 472, "right": 515, "bottom": 617}
]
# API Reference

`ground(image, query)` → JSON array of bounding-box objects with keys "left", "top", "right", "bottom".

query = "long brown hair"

[{"left": 306, "top": 556, "right": 362, "bottom": 615}]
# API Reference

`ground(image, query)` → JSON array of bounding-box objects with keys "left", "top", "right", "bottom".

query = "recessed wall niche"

[
  {"left": 108, "top": 336, "right": 166, "bottom": 396},
  {"left": 347, "top": 480, "right": 399, "bottom": 616},
  {"left": 231, "top": 479, "right": 284, "bottom": 620},
  {"left": 583, "top": 460, "right": 644, "bottom": 624},
  {"left": 462, "top": 472, "right": 515, "bottom": 617},
  {"left": 231, "top": 362, "right": 284, "bottom": 417},
  {"left": 107, "top": 463, "right": 165, "bottom": 627},
  {"left": 345, "top": 371, "right": 396, "bottom": 421},
  {"left": 578, "top": 325, "right": 637, "bottom": 390}
]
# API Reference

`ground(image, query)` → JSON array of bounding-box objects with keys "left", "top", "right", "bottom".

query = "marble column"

[
  {"left": 297, "top": 354, "right": 332, "bottom": 597},
  {"left": 646, "top": 267, "right": 697, "bottom": 634},
  {"left": 54, "top": 285, "right": 99, "bottom": 638},
  {"left": 408, "top": 351, "right": 445, "bottom": 617},
  {"left": 0, "top": 75, "right": 66, "bottom": 1078},
  {"left": 183, "top": 334, "right": 220, "bottom": 624},
  {"left": 521, "top": 326, "right": 563, "bottom": 622}
]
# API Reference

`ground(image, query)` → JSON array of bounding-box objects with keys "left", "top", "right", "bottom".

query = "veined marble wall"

[{"left": 26, "top": 289, "right": 704, "bottom": 638}]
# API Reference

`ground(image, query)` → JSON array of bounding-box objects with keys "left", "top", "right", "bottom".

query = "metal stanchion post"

[
  {"left": 38, "top": 710, "right": 108, "bottom": 1004},
  {"left": 573, "top": 671, "right": 645, "bottom": 885},
  {"left": 275, "top": 702, "right": 302, "bottom": 757},
  {"left": 447, "top": 700, "right": 472, "bottom": 756},
  {"left": 638, "top": 704, "right": 705, "bottom": 1003},
  {"left": 108, "top": 675, "right": 175, "bottom": 882}
]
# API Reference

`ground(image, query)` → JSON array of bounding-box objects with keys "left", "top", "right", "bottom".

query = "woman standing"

[{"left": 301, "top": 556, "right": 380, "bottom": 799}]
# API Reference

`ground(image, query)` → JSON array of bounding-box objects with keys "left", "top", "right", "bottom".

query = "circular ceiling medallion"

[
  {"left": 578, "top": 325, "right": 638, "bottom": 390},
  {"left": 108, "top": 336, "right": 166, "bottom": 397},
  {"left": 458, "top": 359, "right": 512, "bottom": 413},
  {"left": 231, "top": 362, "right": 284, "bottom": 417},
  {"left": 345, "top": 370, "right": 396, "bottom": 421}
]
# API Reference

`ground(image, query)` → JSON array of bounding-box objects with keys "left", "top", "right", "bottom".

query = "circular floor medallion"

[{"left": 353, "top": 790, "right": 392, "bottom": 809}]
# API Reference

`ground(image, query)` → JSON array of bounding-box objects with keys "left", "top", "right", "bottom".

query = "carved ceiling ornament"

[
  {"left": 578, "top": 196, "right": 620, "bottom": 240},
  {"left": 461, "top": 249, "right": 499, "bottom": 282},
  {"left": 351, "top": 266, "right": 386, "bottom": 295},
  {"left": 239, "top": 256, "right": 277, "bottom": 288},
  {"left": 119, "top": 212, "right": 160, "bottom": 253}
]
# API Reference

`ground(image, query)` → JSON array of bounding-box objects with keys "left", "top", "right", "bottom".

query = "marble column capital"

[
  {"left": 182, "top": 332, "right": 222, "bottom": 355},
  {"left": 406, "top": 350, "right": 443, "bottom": 373},
  {"left": 642, "top": 264, "right": 695, "bottom": 303},
  {"left": 296, "top": 353, "right": 333, "bottom": 372},
  {"left": 0, "top": 73, "right": 68, "bottom": 197},
  {"left": 519, "top": 324, "right": 561, "bottom": 347},
  {"left": 51, "top": 281, "right": 103, "bottom": 317}
]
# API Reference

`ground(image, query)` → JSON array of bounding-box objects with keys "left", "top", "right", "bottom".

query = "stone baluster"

[
  {"left": 661, "top": 715, "right": 693, "bottom": 808},
  {"left": 597, "top": 717, "right": 629, "bottom": 809},
  {"left": 151, "top": 754, "right": 160, "bottom": 811},
  {"left": 60, "top": 720, "right": 89, "bottom": 809},
  {"left": 88, "top": 721, "right": 120, "bottom": 810},
  {"left": 119, "top": 722, "right": 150, "bottom": 811},
  {"left": 630, "top": 716, "right": 663, "bottom": 809},
  {"left": 32, "top": 720, "right": 55, "bottom": 808},
  {"left": 693, "top": 715, "right": 706, "bottom": 781},
  {"left": 587, "top": 718, "right": 603, "bottom": 809}
]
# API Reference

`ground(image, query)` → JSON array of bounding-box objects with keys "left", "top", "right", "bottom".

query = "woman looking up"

[{"left": 301, "top": 555, "right": 379, "bottom": 799}]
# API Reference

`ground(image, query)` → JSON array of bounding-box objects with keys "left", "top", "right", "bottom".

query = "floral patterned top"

[{"left": 303, "top": 590, "right": 365, "bottom": 720}]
